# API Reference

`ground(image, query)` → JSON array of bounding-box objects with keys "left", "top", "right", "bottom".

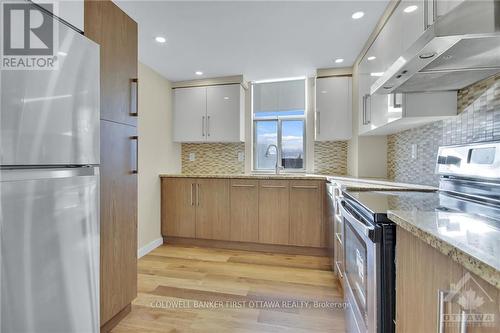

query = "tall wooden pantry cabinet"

[{"left": 84, "top": 1, "right": 138, "bottom": 331}]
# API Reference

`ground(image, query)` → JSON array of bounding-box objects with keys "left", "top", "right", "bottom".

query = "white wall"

[{"left": 138, "top": 62, "right": 181, "bottom": 256}]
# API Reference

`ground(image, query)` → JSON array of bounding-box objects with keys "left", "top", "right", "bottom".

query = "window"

[{"left": 252, "top": 79, "right": 306, "bottom": 171}]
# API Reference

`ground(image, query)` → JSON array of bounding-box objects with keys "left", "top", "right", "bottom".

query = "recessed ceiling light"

[
  {"left": 57, "top": 51, "right": 67, "bottom": 56},
  {"left": 223, "top": 96, "right": 230, "bottom": 100},
  {"left": 195, "top": 71, "right": 203, "bottom": 76},
  {"left": 155, "top": 36, "right": 166, "bottom": 43},
  {"left": 404, "top": 5, "right": 418, "bottom": 13},
  {"left": 367, "top": 56, "right": 376, "bottom": 61},
  {"left": 370, "top": 72, "right": 384, "bottom": 77},
  {"left": 352, "top": 11, "right": 365, "bottom": 19},
  {"left": 335, "top": 58, "right": 344, "bottom": 64}
]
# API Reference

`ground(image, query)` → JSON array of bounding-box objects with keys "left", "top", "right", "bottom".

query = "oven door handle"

[{"left": 340, "top": 200, "right": 376, "bottom": 239}]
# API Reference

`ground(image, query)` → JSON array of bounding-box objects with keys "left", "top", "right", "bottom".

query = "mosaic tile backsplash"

[
  {"left": 181, "top": 141, "right": 349, "bottom": 175},
  {"left": 313, "top": 141, "right": 348, "bottom": 175},
  {"left": 388, "top": 74, "right": 500, "bottom": 186},
  {"left": 181, "top": 143, "right": 245, "bottom": 174}
]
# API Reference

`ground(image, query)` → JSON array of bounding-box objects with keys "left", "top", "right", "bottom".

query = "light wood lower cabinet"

[
  {"left": 258, "top": 180, "right": 290, "bottom": 245},
  {"left": 230, "top": 180, "right": 259, "bottom": 242},
  {"left": 161, "top": 178, "right": 196, "bottom": 238},
  {"left": 396, "top": 227, "right": 499, "bottom": 333},
  {"left": 289, "top": 180, "right": 324, "bottom": 247},
  {"left": 161, "top": 177, "right": 326, "bottom": 248},
  {"left": 161, "top": 178, "right": 230, "bottom": 240},
  {"left": 196, "top": 179, "right": 230, "bottom": 240}
]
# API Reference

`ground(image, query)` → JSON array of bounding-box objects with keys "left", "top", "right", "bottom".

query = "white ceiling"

[{"left": 116, "top": 1, "right": 390, "bottom": 82}]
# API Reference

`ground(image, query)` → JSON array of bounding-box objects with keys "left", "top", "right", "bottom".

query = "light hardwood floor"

[{"left": 112, "top": 244, "right": 346, "bottom": 333}]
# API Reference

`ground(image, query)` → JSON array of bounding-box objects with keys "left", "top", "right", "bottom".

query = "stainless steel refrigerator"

[{"left": 0, "top": 7, "right": 100, "bottom": 333}]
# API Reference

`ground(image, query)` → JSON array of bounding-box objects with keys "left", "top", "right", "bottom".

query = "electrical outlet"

[
  {"left": 189, "top": 152, "right": 196, "bottom": 161},
  {"left": 411, "top": 144, "right": 418, "bottom": 160},
  {"left": 238, "top": 151, "right": 245, "bottom": 162}
]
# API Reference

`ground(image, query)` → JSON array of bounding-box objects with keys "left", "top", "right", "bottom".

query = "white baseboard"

[{"left": 138, "top": 238, "right": 163, "bottom": 258}]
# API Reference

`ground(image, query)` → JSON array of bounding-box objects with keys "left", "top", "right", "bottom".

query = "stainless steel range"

[{"left": 340, "top": 141, "right": 500, "bottom": 333}]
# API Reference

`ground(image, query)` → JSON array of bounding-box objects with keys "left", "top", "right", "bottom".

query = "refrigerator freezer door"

[
  {"left": 0, "top": 167, "right": 100, "bottom": 333},
  {"left": 0, "top": 7, "right": 99, "bottom": 166}
]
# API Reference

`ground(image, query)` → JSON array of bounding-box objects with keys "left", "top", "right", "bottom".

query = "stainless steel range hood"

[{"left": 371, "top": 0, "right": 500, "bottom": 94}]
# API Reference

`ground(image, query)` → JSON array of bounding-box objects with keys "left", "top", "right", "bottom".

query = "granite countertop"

[
  {"left": 159, "top": 173, "right": 437, "bottom": 191},
  {"left": 159, "top": 173, "right": 328, "bottom": 180},
  {"left": 328, "top": 176, "right": 436, "bottom": 191},
  {"left": 389, "top": 210, "right": 500, "bottom": 290}
]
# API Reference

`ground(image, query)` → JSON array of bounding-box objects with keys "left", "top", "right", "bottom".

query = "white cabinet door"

[
  {"left": 400, "top": 0, "right": 426, "bottom": 52},
  {"left": 206, "top": 84, "right": 244, "bottom": 142},
  {"left": 315, "top": 77, "right": 352, "bottom": 141},
  {"left": 173, "top": 87, "right": 207, "bottom": 142},
  {"left": 32, "top": 0, "right": 84, "bottom": 32},
  {"left": 435, "top": 0, "right": 465, "bottom": 20}
]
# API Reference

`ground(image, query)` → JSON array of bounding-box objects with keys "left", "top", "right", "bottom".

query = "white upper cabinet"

[
  {"left": 173, "top": 87, "right": 207, "bottom": 142},
  {"left": 315, "top": 77, "right": 352, "bottom": 141},
  {"left": 206, "top": 85, "right": 245, "bottom": 143},
  {"left": 361, "top": 91, "right": 457, "bottom": 136},
  {"left": 358, "top": 0, "right": 458, "bottom": 136},
  {"left": 434, "top": 0, "right": 466, "bottom": 23},
  {"left": 173, "top": 84, "right": 245, "bottom": 143},
  {"left": 32, "top": 0, "right": 84, "bottom": 32}
]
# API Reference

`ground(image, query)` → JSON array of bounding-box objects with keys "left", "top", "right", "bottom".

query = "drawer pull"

[
  {"left": 261, "top": 185, "right": 286, "bottom": 189},
  {"left": 291, "top": 185, "right": 318, "bottom": 189},
  {"left": 232, "top": 184, "right": 256, "bottom": 188}
]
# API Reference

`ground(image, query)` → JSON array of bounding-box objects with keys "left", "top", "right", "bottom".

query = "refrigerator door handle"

[{"left": 0, "top": 167, "right": 99, "bottom": 181}]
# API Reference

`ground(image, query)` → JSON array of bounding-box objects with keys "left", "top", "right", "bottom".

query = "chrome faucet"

[{"left": 265, "top": 144, "right": 284, "bottom": 174}]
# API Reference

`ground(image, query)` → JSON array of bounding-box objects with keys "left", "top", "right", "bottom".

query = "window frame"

[{"left": 252, "top": 115, "right": 306, "bottom": 173}]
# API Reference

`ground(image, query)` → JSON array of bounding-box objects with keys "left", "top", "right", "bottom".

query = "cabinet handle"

[
  {"left": 202, "top": 116, "right": 206, "bottom": 137},
  {"left": 316, "top": 111, "right": 320, "bottom": 135},
  {"left": 190, "top": 183, "right": 194, "bottom": 206},
  {"left": 335, "top": 261, "right": 344, "bottom": 279},
  {"left": 366, "top": 94, "right": 371, "bottom": 124},
  {"left": 362, "top": 94, "right": 371, "bottom": 125},
  {"left": 231, "top": 184, "right": 256, "bottom": 188},
  {"left": 424, "top": 0, "right": 429, "bottom": 29},
  {"left": 432, "top": 0, "right": 438, "bottom": 23},
  {"left": 131, "top": 136, "right": 138, "bottom": 174},
  {"left": 207, "top": 115, "right": 211, "bottom": 137},
  {"left": 130, "top": 79, "right": 138, "bottom": 117},
  {"left": 424, "top": 0, "right": 438, "bottom": 29},
  {"left": 460, "top": 310, "right": 467, "bottom": 333},
  {"left": 196, "top": 183, "right": 200, "bottom": 206},
  {"left": 437, "top": 290, "right": 449, "bottom": 333},
  {"left": 362, "top": 95, "right": 367, "bottom": 125},
  {"left": 291, "top": 185, "right": 318, "bottom": 190},
  {"left": 261, "top": 185, "right": 286, "bottom": 189}
]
